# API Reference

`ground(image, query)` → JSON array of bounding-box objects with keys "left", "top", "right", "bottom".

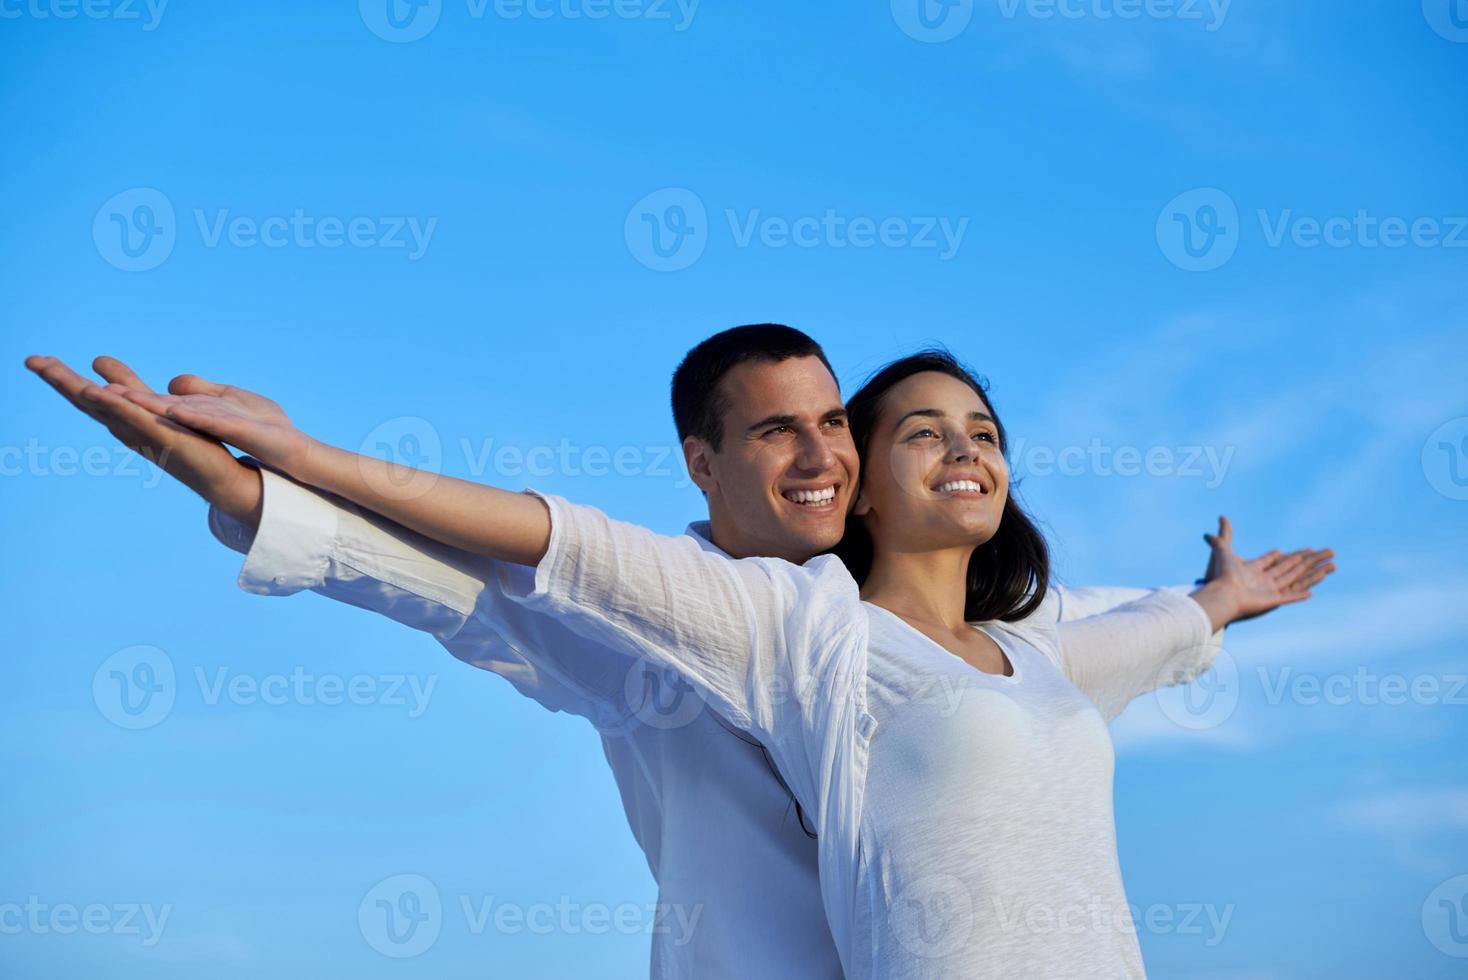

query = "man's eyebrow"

[
  {"left": 894, "top": 407, "right": 996, "bottom": 427},
  {"left": 747, "top": 413, "right": 798, "bottom": 433},
  {"left": 745, "top": 407, "right": 847, "bottom": 433}
]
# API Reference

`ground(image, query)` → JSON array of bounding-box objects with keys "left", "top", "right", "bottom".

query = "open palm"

[
  {"left": 1203, "top": 516, "right": 1335, "bottom": 623},
  {"left": 117, "top": 377, "right": 311, "bottom": 472}
]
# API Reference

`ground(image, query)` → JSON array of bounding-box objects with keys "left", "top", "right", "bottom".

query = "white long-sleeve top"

[
  {"left": 508, "top": 494, "right": 1223, "bottom": 980},
  {"left": 208, "top": 459, "right": 1218, "bottom": 978}
]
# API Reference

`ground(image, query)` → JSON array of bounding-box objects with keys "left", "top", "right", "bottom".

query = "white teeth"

[
  {"left": 935, "top": 480, "right": 984, "bottom": 494},
  {"left": 784, "top": 486, "right": 837, "bottom": 506}
]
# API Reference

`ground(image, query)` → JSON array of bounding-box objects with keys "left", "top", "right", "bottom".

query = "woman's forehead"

[{"left": 883, "top": 371, "right": 990, "bottom": 416}]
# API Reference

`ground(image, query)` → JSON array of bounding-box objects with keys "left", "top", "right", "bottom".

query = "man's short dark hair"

[{"left": 670, "top": 324, "right": 836, "bottom": 451}]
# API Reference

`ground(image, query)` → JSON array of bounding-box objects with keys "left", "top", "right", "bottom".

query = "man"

[{"left": 25, "top": 325, "right": 1332, "bottom": 977}]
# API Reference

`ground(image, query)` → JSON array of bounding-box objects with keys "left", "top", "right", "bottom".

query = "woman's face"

[{"left": 854, "top": 370, "right": 1009, "bottom": 554}]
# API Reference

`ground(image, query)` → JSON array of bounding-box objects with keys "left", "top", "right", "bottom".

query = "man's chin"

[{"left": 777, "top": 522, "right": 845, "bottom": 562}]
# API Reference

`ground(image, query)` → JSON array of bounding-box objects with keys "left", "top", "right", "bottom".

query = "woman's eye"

[
  {"left": 973, "top": 430, "right": 997, "bottom": 444},
  {"left": 910, "top": 427, "right": 937, "bottom": 440}
]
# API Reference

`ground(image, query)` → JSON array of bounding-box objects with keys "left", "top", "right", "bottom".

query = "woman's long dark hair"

[{"left": 833, "top": 349, "right": 1051, "bottom": 624}]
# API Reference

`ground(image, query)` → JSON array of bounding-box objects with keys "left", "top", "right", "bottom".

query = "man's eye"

[
  {"left": 822, "top": 417, "right": 847, "bottom": 429},
  {"left": 766, "top": 425, "right": 792, "bottom": 436}
]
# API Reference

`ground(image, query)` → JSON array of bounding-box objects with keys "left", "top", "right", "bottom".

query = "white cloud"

[{"left": 1331, "top": 786, "right": 1468, "bottom": 836}]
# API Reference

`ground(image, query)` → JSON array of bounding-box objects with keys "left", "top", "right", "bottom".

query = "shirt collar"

[{"left": 684, "top": 520, "right": 730, "bottom": 557}]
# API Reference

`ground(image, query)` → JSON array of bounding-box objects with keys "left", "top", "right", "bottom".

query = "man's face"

[{"left": 684, "top": 356, "right": 859, "bottom": 564}]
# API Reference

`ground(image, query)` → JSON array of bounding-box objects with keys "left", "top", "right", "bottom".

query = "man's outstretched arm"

[
  {"left": 107, "top": 368, "right": 554, "bottom": 568},
  {"left": 26, "top": 354, "right": 642, "bottom": 726}
]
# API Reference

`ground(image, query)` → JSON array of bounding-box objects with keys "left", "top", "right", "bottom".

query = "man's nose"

[{"left": 794, "top": 427, "right": 836, "bottom": 472}]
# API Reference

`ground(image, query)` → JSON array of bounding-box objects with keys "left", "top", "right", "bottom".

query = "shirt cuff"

[
  {"left": 206, "top": 456, "right": 339, "bottom": 596},
  {"left": 1152, "top": 587, "right": 1225, "bottom": 685},
  {"left": 519, "top": 488, "right": 572, "bottom": 604}
]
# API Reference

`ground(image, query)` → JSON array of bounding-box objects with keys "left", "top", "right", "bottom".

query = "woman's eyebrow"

[{"left": 893, "top": 408, "right": 996, "bottom": 427}]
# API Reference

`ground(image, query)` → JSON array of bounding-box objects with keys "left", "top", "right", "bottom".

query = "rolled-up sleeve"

[{"left": 204, "top": 459, "right": 624, "bottom": 723}]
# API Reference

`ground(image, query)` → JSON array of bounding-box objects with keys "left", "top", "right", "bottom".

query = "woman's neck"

[{"left": 860, "top": 545, "right": 973, "bottom": 631}]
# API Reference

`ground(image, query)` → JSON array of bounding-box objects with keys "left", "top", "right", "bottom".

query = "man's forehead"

[{"left": 720, "top": 356, "right": 842, "bottom": 419}]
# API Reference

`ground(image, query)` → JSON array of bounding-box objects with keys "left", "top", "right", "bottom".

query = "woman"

[{"left": 112, "top": 350, "right": 1327, "bottom": 978}]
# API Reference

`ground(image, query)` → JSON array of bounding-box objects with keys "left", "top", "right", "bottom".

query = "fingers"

[
  {"left": 168, "top": 373, "right": 230, "bottom": 397},
  {"left": 1254, "top": 548, "right": 1285, "bottom": 569},
  {"left": 1266, "top": 550, "right": 1312, "bottom": 583},
  {"left": 85, "top": 383, "right": 178, "bottom": 435},
  {"left": 126, "top": 392, "right": 237, "bottom": 442},
  {"left": 1204, "top": 514, "right": 1234, "bottom": 552},
  {"left": 1289, "top": 550, "right": 1336, "bottom": 591},
  {"left": 1292, "top": 562, "right": 1335, "bottom": 592},
  {"left": 26, "top": 355, "right": 110, "bottom": 424},
  {"left": 93, "top": 356, "right": 157, "bottom": 394},
  {"left": 119, "top": 387, "right": 183, "bottom": 418}
]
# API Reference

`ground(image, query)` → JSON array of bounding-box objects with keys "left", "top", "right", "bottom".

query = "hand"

[
  {"left": 1194, "top": 515, "right": 1336, "bottom": 627},
  {"left": 24, "top": 354, "right": 263, "bottom": 524},
  {"left": 115, "top": 375, "right": 314, "bottom": 475}
]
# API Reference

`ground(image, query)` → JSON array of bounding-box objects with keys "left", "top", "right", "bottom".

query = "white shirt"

[
  {"left": 512, "top": 494, "right": 1223, "bottom": 980},
  {"left": 208, "top": 460, "right": 1205, "bottom": 978}
]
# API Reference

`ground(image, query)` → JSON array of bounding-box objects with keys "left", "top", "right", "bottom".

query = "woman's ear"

[{"left": 852, "top": 484, "right": 871, "bottom": 518}]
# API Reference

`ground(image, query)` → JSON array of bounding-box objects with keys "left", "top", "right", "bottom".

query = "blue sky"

[{"left": 3, "top": 1, "right": 1466, "bottom": 976}]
